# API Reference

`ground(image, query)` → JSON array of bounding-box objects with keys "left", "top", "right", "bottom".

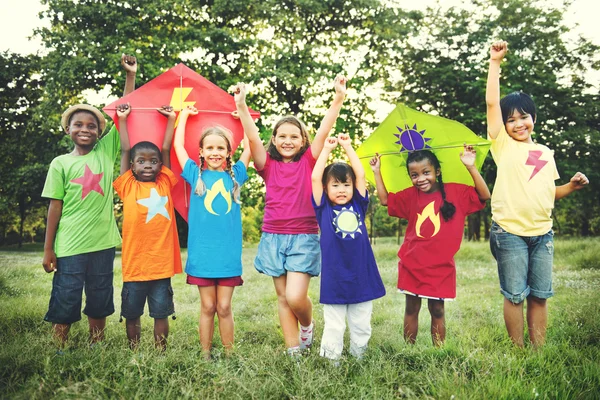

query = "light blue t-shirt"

[{"left": 181, "top": 158, "right": 248, "bottom": 278}]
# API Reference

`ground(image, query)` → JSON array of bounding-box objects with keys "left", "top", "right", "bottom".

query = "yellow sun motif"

[{"left": 333, "top": 206, "right": 363, "bottom": 239}]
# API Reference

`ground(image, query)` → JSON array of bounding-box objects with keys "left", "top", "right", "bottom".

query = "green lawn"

[{"left": 1, "top": 238, "right": 599, "bottom": 399}]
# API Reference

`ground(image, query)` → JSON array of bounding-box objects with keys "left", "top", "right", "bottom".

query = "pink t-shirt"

[{"left": 257, "top": 151, "right": 318, "bottom": 234}]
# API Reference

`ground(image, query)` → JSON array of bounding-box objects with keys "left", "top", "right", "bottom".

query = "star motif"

[
  {"left": 70, "top": 164, "right": 104, "bottom": 199},
  {"left": 137, "top": 188, "right": 171, "bottom": 223},
  {"left": 332, "top": 206, "right": 363, "bottom": 239}
]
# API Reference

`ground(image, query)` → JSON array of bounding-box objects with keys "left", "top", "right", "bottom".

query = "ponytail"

[
  {"left": 437, "top": 171, "right": 455, "bottom": 221},
  {"left": 195, "top": 155, "right": 207, "bottom": 196},
  {"left": 226, "top": 155, "right": 241, "bottom": 204}
]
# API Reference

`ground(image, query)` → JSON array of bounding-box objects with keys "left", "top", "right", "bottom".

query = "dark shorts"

[
  {"left": 121, "top": 278, "right": 175, "bottom": 319},
  {"left": 186, "top": 275, "right": 243, "bottom": 287},
  {"left": 44, "top": 248, "right": 115, "bottom": 324}
]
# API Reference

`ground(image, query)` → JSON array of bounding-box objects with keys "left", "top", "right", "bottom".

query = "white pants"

[{"left": 319, "top": 301, "right": 373, "bottom": 360}]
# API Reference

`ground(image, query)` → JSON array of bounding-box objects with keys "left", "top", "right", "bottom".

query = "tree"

[{"left": 0, "top": 52, "right": 62, "bottom": 246}]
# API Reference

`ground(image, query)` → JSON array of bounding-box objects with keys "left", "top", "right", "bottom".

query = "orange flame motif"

[
  {"left": 169, "top": 88, "right": 196, "bottom": 127},
  {"left": 205, "top": 179, "right": 231, "bottom": 216},
  {"left": 416, "top": 201, "right": 441, "bottom": 238}
]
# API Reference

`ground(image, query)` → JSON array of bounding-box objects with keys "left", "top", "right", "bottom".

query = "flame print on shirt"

[
  {"left": 205, "top": 179, "right": 232, "bottom": 215},
  {"left": 416, "top": 201, "right": 441, "bottom": 238},
  {"left": 332, "top": 206, "right": 363, "bottom": 239}
]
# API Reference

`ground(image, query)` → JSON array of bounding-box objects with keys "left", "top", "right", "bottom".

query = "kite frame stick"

[{"left": 357, "top": 142, "right": 490, "bottom": 159}]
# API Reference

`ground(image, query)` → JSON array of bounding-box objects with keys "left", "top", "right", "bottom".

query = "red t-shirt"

[
  {"left": 388, "top": 183, "right": 485, "bottom": 299},
  {"left": 113, "top": 167, "right": 183, "bottom": 282}
]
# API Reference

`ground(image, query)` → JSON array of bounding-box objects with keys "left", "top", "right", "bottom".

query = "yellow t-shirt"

[{"left": 489, "top": 127, "right": 559, "bottom": 236}]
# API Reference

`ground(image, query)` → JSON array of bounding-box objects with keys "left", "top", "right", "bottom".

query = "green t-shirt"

[{"left": 42, "top": 125, "right": 121, "bottom": 257}]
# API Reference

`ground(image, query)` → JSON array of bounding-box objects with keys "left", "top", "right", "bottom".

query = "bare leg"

[
  {"left": 503, "top": 298, "right": 525, "bottom": 347},
  {"left": 526, "top": 296, "right": 547, "bottom": 348},
  {"left": 428, "top": 299, "right": 445, "bottom": 346},
  {"left": 404, "top": 295, "right": 421, "bottom": 344},
  {"left": 154, "top": 318, "right": 169, "bottom": 351},
  {"left": 198, "top": 286, "right": 217, "bottom": 358},
  {"left": 285, "top": 272, "right": 313, "bottom": 327},
  {"left": 273, "top": 275, "right": 300, "bottom": 348},
  {"left": 126, "top": 318, "right": 141, "bottom": 349},
  {"left": 52, "top": 323, "right": 71, "bottom": 347},
  {"left": 88, "top": 317, "right": 106, "bottom": 344},
  {"left": 216, "top": 286, "right": 235, "bottom": 354}
]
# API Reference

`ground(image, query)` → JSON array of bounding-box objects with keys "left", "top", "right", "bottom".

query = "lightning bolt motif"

[
  {"left": 525, "top": 150, "right": 548, "bottom": 181},
  {"left": 169, "top": 88, "right": 196, "bottom": 127},
  {"left": 205, "top": 179, "right": 232, "bottom": 216},
  {"left": 416, "top": 201, "right": 441, "bottom": 238}
]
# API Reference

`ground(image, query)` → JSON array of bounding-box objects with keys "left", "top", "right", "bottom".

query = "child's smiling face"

[
  {"left": 66, "top": 111, "right": 100, "bottom": 150},
  {"left": 505, "top": 109, "right": 534, "bottom": 143},
  {"left": 201, "top": 133, "right": 229, "bottom": 171},
  {"left": 272, "top": 123, "right": 304, "bottom": 162}
]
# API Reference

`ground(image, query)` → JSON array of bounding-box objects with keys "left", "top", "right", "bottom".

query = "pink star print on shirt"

[{"left": 70, "top": 164, "right": 104, "bottom": 199}]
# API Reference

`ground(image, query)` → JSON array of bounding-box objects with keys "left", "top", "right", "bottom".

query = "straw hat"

[{"left": 61, "top": 104, "right": 106, "bottom": 133}]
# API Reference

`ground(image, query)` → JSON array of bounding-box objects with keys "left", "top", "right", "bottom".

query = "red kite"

[{"left": 104, "top": 63, "right": 260, "bottom": 221}]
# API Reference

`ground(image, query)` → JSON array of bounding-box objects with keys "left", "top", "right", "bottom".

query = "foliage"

[{"left": 1, "top": 240, "right": 600, "bottom": 397}]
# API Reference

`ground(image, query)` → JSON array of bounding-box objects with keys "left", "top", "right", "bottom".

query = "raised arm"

[
  {"left": 338, "top": 133, "right": 366, "bottom": 197},
  {"left": 116, "top": 103, "right": 132, "bottom": 175},
  {"left": 486, "top": 41, "right": 507, "bottom": 139},
  {"left": 460, "top": 144, "right": 491, "bottom": 201},
  {"left": 311, "top": 75, "right": 347, "bottom": 159},
  {"left": 156, "top": 105, "right": 176, "bottom": 169},
  {"left": 234, "top": 83, "right": 266, "bottom": 169},
  {"left": 42, "top": 199, "right": 63, "bottom": 273},
  {"left": 121, "top": 54, "right": 137, "bottom": 96},
  {"left": 173, "top": 106, "right": 198, "bottom": 170},
  {"left": 312, "top": 136, "right": 338, "bottom": 206},
  {"left": 238, "top": 135, "right": 251, "bottom": 168},
  {"left": 369, "top": 153, "right": 389, "bottom": 206},
  {"left": 555, "top": 172, "right": 589, "bottom": 200}
]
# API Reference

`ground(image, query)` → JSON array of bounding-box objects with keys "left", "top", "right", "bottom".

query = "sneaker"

[
  {"left": 287, "top": 346, "right": 302, "bottom": 362},
  {"left": 299, "top": 320, "right": 315, "bottom": 350}
]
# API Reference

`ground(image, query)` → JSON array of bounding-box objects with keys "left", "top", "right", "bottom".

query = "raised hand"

[
  {"left": 157, "top": 105, "right": 176, "bottom": 119},
  {"left": 369, "top": 153, "right": 381, "bottom": 172},
  {"left": 490, "top": 41, "right": 507, "bottom": 62},
  {"left": 233, "top": 83, "right": 247, "bottom": 105},
  {"left": 182, "top": 105, "right": 199, "bottom": 116},
  {"left": 337, "top": 133, "right": 352, "bottom": 149},
  {"left": 324, "top": 136, "right": 338, "bottom": 150},
  {"left": 460, "top": 144, "right": 477, "bottom": 167},
  {"left": 334, "top": 74, "right": 347, "bottom": 97},
  {"left": 116, "top": 103, "right": 131, "bottom": 118},
  {"left": 121, "top": 54, "right": 137, "bottom": 74}
]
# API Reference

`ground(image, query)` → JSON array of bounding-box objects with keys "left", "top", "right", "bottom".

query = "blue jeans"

[
  {"left": 490, "top": 221, "right": 554, "bottom": 304},
  {"left": 45, "top": 248, "right": 115, "bottom": 324}
]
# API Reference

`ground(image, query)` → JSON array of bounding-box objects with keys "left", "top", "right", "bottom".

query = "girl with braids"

[
  {"left": 370, "top": 147, "right": 490, "bottom": 345},
  {"left": 174, "top": 106, "right": 250, "bottom": 358}
]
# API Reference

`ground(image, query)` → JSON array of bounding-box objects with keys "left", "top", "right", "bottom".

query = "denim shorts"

[
  {"left": 121, "top": 278, "right": 175, "bottom": 319},
  {"left": 490, "top": 221, "right": 554, "bottom": 304},
  {"left": 254, "top": 233, "right": 321, "bottom": 277},
  {"left": 44, "top": 248, "right": 115, "bottom": 324}
]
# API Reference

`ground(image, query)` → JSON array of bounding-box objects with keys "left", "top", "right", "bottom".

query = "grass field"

[{"left": 1, "top": 238, "right": 599, "bottom": 399}]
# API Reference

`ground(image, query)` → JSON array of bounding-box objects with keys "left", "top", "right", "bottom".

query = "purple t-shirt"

[
  {"left": 257, "top": 151, "right": 318, "bottom": 234},
  {"left": 313, "top": 190, "right": 386, "bottom": 304}
]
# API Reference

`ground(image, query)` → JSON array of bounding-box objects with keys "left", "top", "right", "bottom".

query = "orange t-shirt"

[{"left": 114, "top": 167, "right": 182, "bottom": 282}]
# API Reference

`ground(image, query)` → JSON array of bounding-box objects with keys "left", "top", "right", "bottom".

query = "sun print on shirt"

[{"left": 332, "top": 206, "right": 363, "bottom": 239}]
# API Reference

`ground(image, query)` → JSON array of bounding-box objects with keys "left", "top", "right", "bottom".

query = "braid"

[
  {"left": 226, "top": 155, "right": 241, "bottom": 204},
  {"left": 437, "top": 171, "right": 456, "bottom": 221},
  {"left": 195, "top": 155, "right": 207, "bottom": 196}
]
